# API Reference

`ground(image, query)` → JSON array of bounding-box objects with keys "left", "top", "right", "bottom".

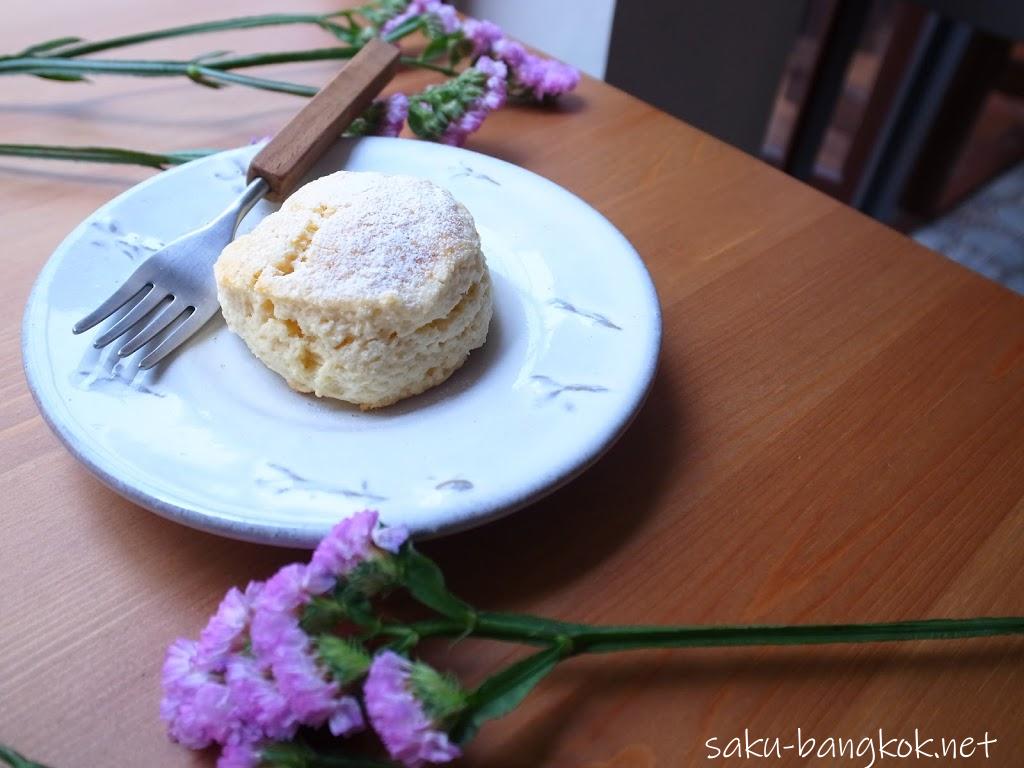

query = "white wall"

[{"left": 457, "top": 0, "right": 617, "bottom": 79}]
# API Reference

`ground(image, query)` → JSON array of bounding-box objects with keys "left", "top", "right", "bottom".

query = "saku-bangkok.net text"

[{"left": 705, "top": 728, "right": 996, "bottom": 767}]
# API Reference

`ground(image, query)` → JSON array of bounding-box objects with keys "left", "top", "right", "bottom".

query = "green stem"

[
  {"left": 7, "top": 13, "right": 351, "bottom": 60},
  {"left": 0, "top": 744, "right": 53, "bottom": 768},
  {"left": 0, "top": 143, "right": 214, "bottom": 169},
  {"left": 402, "top": 55, "right": 457, "bottom": 76},
  {"left": 0, "top": 47, "right": 460, "bottom": 95},
  {"left": 395, "top": 611, "right": 1024, "bottom": 747},
  {"left": 194, "top": 66, "right": 318, "bottom": 96},
  {"left": 208, "top": 46, "right": 360, "bottom": 70},
  {"left": 0, "top": 57, "right": 319, "bottom": 96},
  {"left": 567, "top": 616, "right": 1024, "bottom": 653},
  {"left": 395, "top": 612, "right": 1024, "bottom": 653},
  {"left": 382, "top": 16, "right": 425, "bottom": 44}
]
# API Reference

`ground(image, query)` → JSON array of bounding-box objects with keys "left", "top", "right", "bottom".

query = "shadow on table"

[
  {"left": 509, "top": 92, "right": 588, "bottom": 116},
  {"left": 70, "top": 467, "right": 307, "bottom": 592},
  {"left": 423, "top": 359, "right": 687, "bottom": 606},
  {"left": 71, "top": 352, "right": 686, "bottom": 607}
]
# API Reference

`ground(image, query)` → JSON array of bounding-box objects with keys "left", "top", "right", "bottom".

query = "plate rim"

[{"left": 22, "top": 137, "right": 662, "bottom": 547}]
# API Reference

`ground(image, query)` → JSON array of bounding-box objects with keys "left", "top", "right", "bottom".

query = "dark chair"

[{"left": 606, "top": 0, "right": 1024, "bottom": 223}]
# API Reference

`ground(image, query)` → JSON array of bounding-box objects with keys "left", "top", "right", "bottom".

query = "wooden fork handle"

[{"left": 247, "top": 38, "right": 401, "bottom": 202}]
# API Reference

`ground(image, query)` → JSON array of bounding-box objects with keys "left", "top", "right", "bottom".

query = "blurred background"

[{"left": 458, "top": 0, "right": 1024, "bottom": 294}]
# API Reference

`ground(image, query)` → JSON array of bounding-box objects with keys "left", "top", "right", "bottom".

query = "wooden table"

[{"left": 2, "top": 2, "right": 1023, "bottom": 766}]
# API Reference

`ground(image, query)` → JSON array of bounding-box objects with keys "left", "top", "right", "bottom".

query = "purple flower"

[
  {"left": 456, "top": 17, "right": 580, "bottom": 101},
  {"left": 249, "top": 559, "right": 372, "bottom": 736},
  {"left": 261, "top": 564, "right": 325, "bottom": 612},
  {"left": 267, "top": 621, "right": 365, "bottom": 735},
  {"left": 490, "top": 38, "right": 525, "bottom": 68},
  {"left": 225, "top": 655, "right": 297, "bottom": 742},
  {"left": 163, "top": 637, "right": 207, "bottom": 695},
  {"left": 491, "top": 39, "right": 580, "bottom": 100},
  {"left": 248, "top": 564, "right": 319, "bottom": 663},
  {"left": 251, "top": 512, "right": 406, "bottom": 660},
  {"left": 218, "top": 742, "right": 262, "bottom": 768},
  {"left": 439, "top": 57, "right": 507, "bottom": 147},
  {"left": 382, "top": 1, "right": 459, "bottom": 37},
  {"left": 160, "top": 641, "right": 205, "bottom": 744},
  {"left": 197, "top": 581, "right": 262, "bottom": 672},
  {"left": 380, "top": 5, "right": 416, "bottom": 35},
  {"left": 474, "top": 56, "right": 508, "bottom": 110},
  {"left": 163, "top": 511, "right": 407, "bottom": 756},
  {"left": 364, "top": 652, "right": 461, "bottom": 768},
  {"left": 161, "top": 638, "right": 234, "bottom": 749},
  {"left": 350, "top": 96, "right": 408, "bottom": 139},
  {"left": 431, "top": 4, "right": 460, "bottom": 34},
  {"left": 309, "top": 509, "right": 408, "bottom": 583},
  {"left": 377, "top": 93, "right": 409, "bottom": 138},
  {"left": 520, "top": 58, "right": 580, "bottom": 100},
  {"left": 244, "top": 508, "right": 408, "bottom": 734},
  {"left": 462, "top": 18, "right": 503, "bottom": 58},
  {"left": 373, "top": 521, "right": 410, "bottom": 553}
]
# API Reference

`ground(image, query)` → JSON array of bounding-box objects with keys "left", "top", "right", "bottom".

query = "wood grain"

[
  {"left": 1, "top": 2, "right": 1023, "bottom": 767},
  {"left": 248, "top": 38, "right": 400, "bottom": 200}
]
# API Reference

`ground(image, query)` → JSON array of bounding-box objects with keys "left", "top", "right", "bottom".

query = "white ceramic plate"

[{"left": 23, "top": 138, "right": 660, "bottom": 546}]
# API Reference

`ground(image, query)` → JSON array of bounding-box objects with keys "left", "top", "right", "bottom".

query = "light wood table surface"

[{"left": 2, "top": 2, "right": 1023, "bottom": 766}]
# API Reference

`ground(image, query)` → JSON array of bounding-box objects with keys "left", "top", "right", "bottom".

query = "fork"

[{"left": 72, "top": 39, "right": 400, "bottom": 370}]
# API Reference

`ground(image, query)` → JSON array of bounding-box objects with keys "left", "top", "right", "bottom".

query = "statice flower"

[
  {"left": 430, "top": 3, "right": 460, "bottom": 35},
  {"left": 309, "top": 509, "right": 408, "bottom": 584},
  {"left": 438, "top": 56, "right": 507, "bottom": 147},
  {"left": 249, "top": 563, "right": 327, "bottom": 653},
  {"left": 162, "top": 510, "right": 409, "bottom": 762},
  {"left": 382, "top": 0, "right": 459, "bottom": 37},
  {"left": 259, "top": 615, "right": 364, "bottom": 736},
  {"left": 224, "top": 655, "right": 296, "bottom": 741},
  {"left": 491, "top": 38, "right": 581, "bottom": 100},
  {"left": 160, "top": 638, "right": 240, "bottom": 749},
  {"left": 461, "top": 18, "right": 503, "bottom": 58},
  {"left": 455, "top": 16, "right": 580, "bottom": 101},
  {"left": 162, "top": 637, "right": 208, "bottom": 696},
  {"left": 364, "top": 651, "right": 463, "bottom": 767},
  {"left": 348, "top": 93, "right": 409, "bottom": 138},
  {"left": 378, "top": 93, "right": 409, "bottom": 137},
  {"left": 218, "top": 742, "right": 262, "bottom": 768},
  {"left": 246, "top": 512, "right": 408, "bottom": 734},
  {"left": 196, "top": 581, "right": 262, "bottom": 672}
]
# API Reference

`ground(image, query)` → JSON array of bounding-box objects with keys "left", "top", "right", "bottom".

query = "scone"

[{"left": 214, "top": 171, "right": 492, "bottom": 409}]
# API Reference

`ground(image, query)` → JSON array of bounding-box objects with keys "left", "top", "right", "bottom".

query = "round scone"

[{"left": 214, "top": 171, "right": 492, "bottom": 409}]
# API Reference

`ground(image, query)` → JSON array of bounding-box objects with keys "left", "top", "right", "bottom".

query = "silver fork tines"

[{"left": 73, "top": 178, "right": 268, "bottom": 370}]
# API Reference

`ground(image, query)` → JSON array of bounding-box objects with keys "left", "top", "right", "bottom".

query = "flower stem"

[
  {"left": 0, "top": 57, "right": 319, "bottom": 96},
  {"left": 564, "top": 616, "right": 1024, "bottom": 653},
  {"left": 193, "top": 66, "right": 317, "bottom": 96},
  {"left": 0, "top": 47, "right": 460, "bottom": 96},
  {"left": 398, "top": 612, "right": 1024, "bottom": 653},
  {"left": 206, "top": 46, "right": 361, "bottom": 71},
  {"left": 4, "top": 13, "right": 352, "bottom": 60},
  {"left": 381, "top": 16, "right": 425, "bottom": 44},
  {"left": 402, "top": 55, "right": 457, "bottom": 77},
  {"left": 0, "top": 744, "right": 53, "bottom": 768},
  {"left": 0, "top": 143, "right": 213, "bottom": 169}
]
